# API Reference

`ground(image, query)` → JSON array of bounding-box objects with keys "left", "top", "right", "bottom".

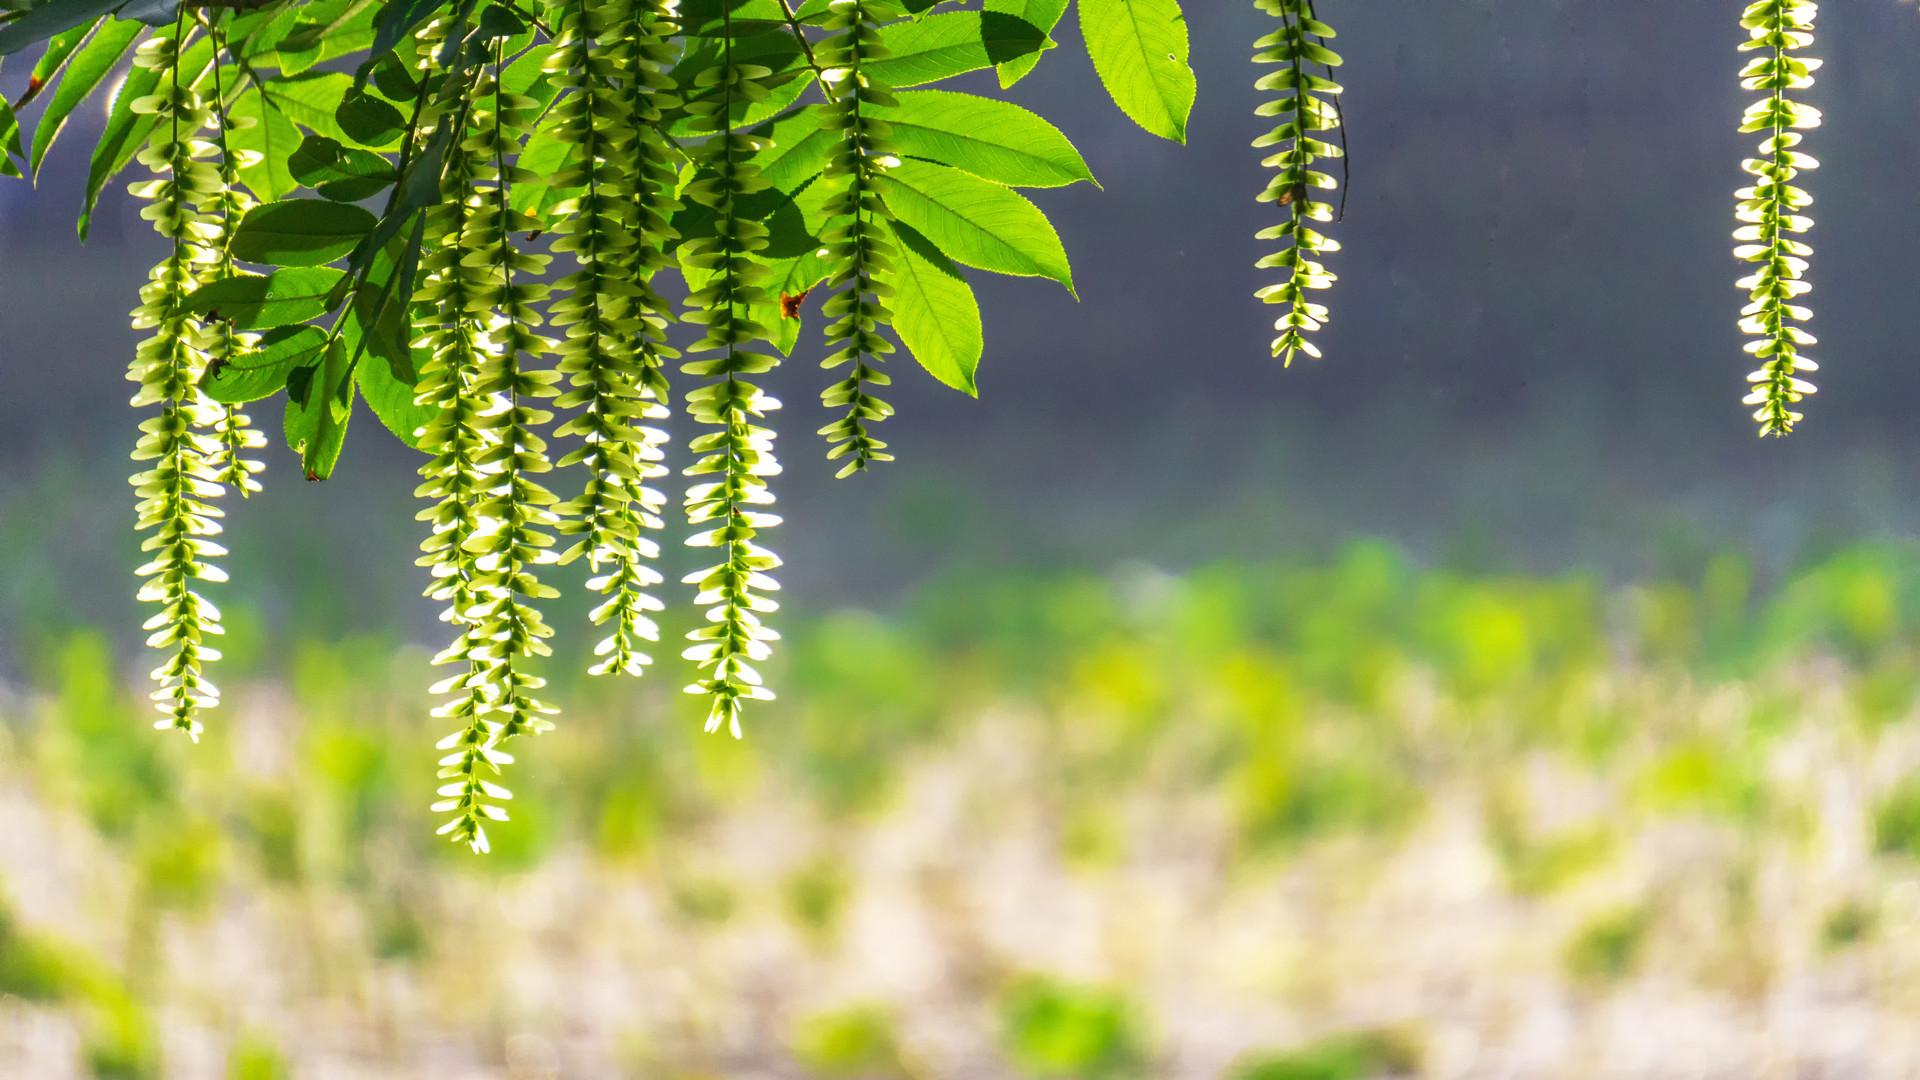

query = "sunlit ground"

[{"left": 7, "top": 542, "right": 1920, "bottom": 1077}]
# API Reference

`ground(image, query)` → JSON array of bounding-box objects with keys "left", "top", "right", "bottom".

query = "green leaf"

[
  {"left": 24, "top": 21, "right": 94, "bottom": 103},
  {"left": 877, "top": 158, "right": 1073, "bottom": 293},
  {"left": 30, "top": 18, "right": 141, "bottom": 177},
  {"left": 750, "top": 104, "right": 835, "bottom": 194},
  {"left": 766, "top": 246, "right": 831, "bottom": 356},
  {"left": 202, "top": 324, "right": 327, "bottom": 404},
  {"left": 675, "top": 175, "right": 821, "bottom": 260},
  {"left": 0, "top": 104, "right": 19, "bottom": 178},
  {"left": 666, "top": 28, "right": 806, "bottom": 134},
  {"left": 348, "top": 275, "right": 416, "bottom": 385},
  {"left": 345, "top": 213, "right": 424, "bottom": 366},
  {"left": 284, "top": 335, "right": 353, "bottom": 480},
  {"left": 185, "top": 267, "right": 345, "bottom": 328},
  {"left": 80, "top": 49, "right": 160, "bottom": 237},
  {"left": 287, "top": 134, "right": 395, "bottom": 202},
  {"left": 0, "top": 72, "right": 23, "bottom": 178},
  {"left": 335, "top": 219, "right": 428, "bottom": 448},
  {"left": 868, "top": 11, "right": 1048, "bottom": 89},
  {"left": 239, "top": 0, "right": 321, "bottom": 64},
  {"left": 225, "top": 86, "right": 303, "bottom": 201},
  {"left": 676, "top": 0, "right": 802, "bottom": 37},
  {"left": 889, "top": 222, "right": 983, "bottom": 395},
  {"left": 874, "top": 90, "right": 1094, "bottom": 189},
  {"left": 341, "top": 126, "right": 445, "bottom": 280},
  {"left": 79, "top": 26, "right": 213, "bottom": 239},
  {"left": 334, "top": 89, "right": 404, "bottom": 149},
  {"left": 257, "top": 71, "right": 357, "bottom": 142},
  {"left": 359, "top": 0, "right": 441, "bottom": 83},
  {"left": 367, "top": 52, "right": 420, "bottom": 101},
  {"left": 667, "top": 61, "right": 808, "bottom": 136},
  {"left": 985, "top": 0, "right": 1067, "bottom": 87},
  {"left": 353, "top": 341, "right": 432, "bottom": 448},
  {"left": 266, "top": 0, "right": 378, "bottom": 77},
  {"left": 500, "top": 41, "right": 558, "bottom": 107},
  {"left": 471, "top": 0, "right": 527, "bottom": 43},
  {"left": 230, "top": 199, "right": 375, "bottom": 267},
  {"left": 114, "top": 0, "right": 180, "bottom": 27},
  {"left": 0, "top": 0, "right": 118, "bottom": 57},
  {"left": 1078, "top": 0, "right": 1194, "bottom": 143},
  {"left": 506, "top": 126, "right": 577, "bottom": 220}
]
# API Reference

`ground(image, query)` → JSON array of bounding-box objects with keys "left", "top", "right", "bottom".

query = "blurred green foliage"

[
  {"left": 791, "top": 1004, "right": 914, "bottom": 1078},
  {"left": 1872, "top": 780, "right": 1920, "bottom": 860},
  {"left": 999, "top": 977, "right": 1147, "bottom": 1079},
  {"left": 0, "top": 903, "right": 156, "bottom": 1078},
  {"left": 7, "top": 538, "right": 1920, "bottom": 1074},
  {"left": 226, "top": 1036, "right": 290, "bottom": 1080},
  {"left": 1227, "top": 1029, "right": 1421, "bottom": 1080},
  {"left": 1821, "top": 898, "right": 1878, "bottom": 952},
  {"left": 1565, "top": 906, "right": 1651, "bottom": 984}
]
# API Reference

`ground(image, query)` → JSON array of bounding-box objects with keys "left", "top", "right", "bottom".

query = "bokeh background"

[{"left": 8, "top": 1, "right": 1920, "bottom": 1076}]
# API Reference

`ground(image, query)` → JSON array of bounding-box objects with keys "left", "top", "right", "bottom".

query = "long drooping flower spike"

[
  {"left": 550, "top": 0, "right": 675, "bottom": 678},
  {"left": 416, "top": 53, "right": 514, "bottom": 853},
  {"left": 1734, "top": 0, "right": 1821, "bottom": 436},
  {"left": 816, "top": 0, "right": 902, "bottom": 476},
  {"left": 464, "top": 50, "right": 563, "bottom": 748},
  {"left": 201, "top": 26, "right": 265, "bottom": 499},
  {"left": 604, "top": 0, "right": 683, "bottom": 412},
  {"left": 127, "top": 24, "right": 229, "bottom": 740},
  {"left": 679, "top": 12, "right": 783, "bottom": 738},
  {"left": 8, "top": 0, "right": 1186, "bottom": 848},
  {"left": 1251, "top": 0, "right": 1344, "bottom": 365}
]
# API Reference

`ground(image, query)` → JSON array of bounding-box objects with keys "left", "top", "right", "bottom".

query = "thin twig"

[
  {"left": 1303, "top": 0, "right": 1349, "bottom": 221},
  {"left": 502, "top": 0, "right": 556, "bottom": 40},
  {"left": 776, "top": 0, "right": 836, "bottom": 102}
]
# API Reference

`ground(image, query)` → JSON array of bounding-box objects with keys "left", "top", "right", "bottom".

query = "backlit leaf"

[
  {"left": 889, "top": 222, "right": 983, "bottom": 395},
  {"left": 230, "top": 199, "right": 376, "bottom": 267},
  {"left": 201, "top": 324, "right": 327, "bottom": 404},
  {"left": 877, "top": 158, "right": 1073, "bottom": 292},
  {"left": 226, "top": 87, "right": 304, "bottom": 201},
  {"left": 283, "top": 334, "right": 353, "bottom": 479},
  {"left": 875, "top": 89, "right": 1094, "bottom": 189},
  {"left": 0, "top": 0, "right": 118, "bottom": 57},
  {"left": 868, "top": 11, "right": 1048, "bottom": 88},
  {"left": 1079, "top": 0, "right": 1195, "bottom": 143},
  {"left": 185, "top": 268, "right": 346, "bottom": 329},
  {"left": 984, "top": 0, "right": 1067, "bottom": 87}
]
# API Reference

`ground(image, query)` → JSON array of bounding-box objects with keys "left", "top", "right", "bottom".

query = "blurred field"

[{"left": 6, "top": 541, "right": 1920, "bottom": 1077}]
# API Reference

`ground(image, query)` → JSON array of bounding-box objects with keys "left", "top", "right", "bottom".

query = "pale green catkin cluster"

[
  {"left": 678, "top": 7, "right": 783, "bottom": 741},
  {"left": 816, "top": 0, "right": 903, "bottom": 476},
  {"left": 422, "top": 43, "right": 570, "bottom": 853},
  {"left": 127, "top": 28, "right": 230, "bottom": 742},
  {"left": 1735, "top": 0, "right": 1821, "bottom": 437},
  {"left": 415, "top": 39, "right": 517, "bottom": 852},
  {"left": 1251, "top": 0, "right": 1343, "bottom": 366},
  {"left": 204, "top": 52, "right": 267, "bottom": 501},
  {"left": 549, "top": 0, "right": 677, "bottom": 684}
]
